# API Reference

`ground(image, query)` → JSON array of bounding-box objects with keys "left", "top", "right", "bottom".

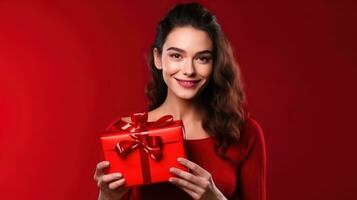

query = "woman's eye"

[
  {"left": 197, "top": 56, "right": 211, "bottom": 63},
  {"left": 170, "top": 53, "right": 182, "bottom": 60}
]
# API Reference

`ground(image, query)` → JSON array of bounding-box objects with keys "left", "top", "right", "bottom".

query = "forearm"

[
  {"left": 98, "top": 189, "right": 132, "bottom": 200},
  {"left": 216, "top": 190, "right": 228, "bottom": 200},
  {"left": 98, "top": 191, "right": 111, "bottom": 200},
  {"left": 97, "top": 191, "right": 121, "bottom": 200}
]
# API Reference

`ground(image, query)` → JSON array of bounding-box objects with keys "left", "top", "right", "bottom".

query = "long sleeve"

[{"left": 237, "top": 118, "right": 267, "bottom": 200}]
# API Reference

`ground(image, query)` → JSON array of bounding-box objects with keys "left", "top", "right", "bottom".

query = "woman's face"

[{"left": 153, "top": 26, "right": 213, "bottom": 100}]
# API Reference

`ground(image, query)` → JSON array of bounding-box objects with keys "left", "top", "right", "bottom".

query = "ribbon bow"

[
  {"left": 116, "top": 133, "right": 163, "bottom": 160},
  {"left": 113, "top": 112, "right": 173, "bottom": 160},
  {"left": 108, "top": 112, "right": 173, "bottom": 133}
]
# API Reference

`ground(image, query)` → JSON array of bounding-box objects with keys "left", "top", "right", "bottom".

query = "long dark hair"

[{"left": 146, "top": 2, "right": 247, "bottom": 158}]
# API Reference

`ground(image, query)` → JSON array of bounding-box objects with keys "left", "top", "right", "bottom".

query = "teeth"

[{"left": 183, "top": 81, "right": 194, "bottom": 85}]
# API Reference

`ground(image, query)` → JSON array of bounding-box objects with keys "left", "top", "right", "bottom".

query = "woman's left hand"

[{"left": 169, "top": 157, "right": 227, "bottom": 200}]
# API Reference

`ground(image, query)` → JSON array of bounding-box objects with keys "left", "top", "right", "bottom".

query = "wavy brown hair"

[{"left": 145, "top": 2, "right": 247, "bottom": 158}]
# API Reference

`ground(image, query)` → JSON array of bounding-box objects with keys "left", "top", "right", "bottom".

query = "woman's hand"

[
  {"left": 169, "top": 157, "right": 227, "bottom": 200},
  {"left": 94, "top": 161, "right": 131, "bottom": 200}
]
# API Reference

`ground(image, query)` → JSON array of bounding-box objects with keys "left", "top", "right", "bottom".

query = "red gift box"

[{"left": 100, "top": 112, "right": 188, "bottom": 187}]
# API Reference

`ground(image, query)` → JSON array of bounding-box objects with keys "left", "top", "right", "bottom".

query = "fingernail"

[
  {"left": 169, "top": 177, "right": 174, "bottom": 182},
  {"left": 105, "top": 161, "right": 110, "bottom": 165},
  {"left": 169, "top": 167, "right": 174, "bottom": 172},
  {"left": 116, "top": 173, "right": 122, "bottom": 177},
  {"left": 177, "top": 157, "right": 182, "bottom": 162}
]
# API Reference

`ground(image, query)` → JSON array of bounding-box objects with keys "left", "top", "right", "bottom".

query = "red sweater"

[{"left": 116, "top": 117, "right": 267, "bottom": 200}]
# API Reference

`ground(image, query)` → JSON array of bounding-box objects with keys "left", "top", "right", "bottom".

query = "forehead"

[{"left": 163, "top": 26, "right": 213, "bottom": 53}]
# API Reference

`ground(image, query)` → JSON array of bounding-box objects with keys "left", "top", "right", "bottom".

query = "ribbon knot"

[
  {"left": 116, "top": 133, "right": 163, "bottom": 160},
  {"left": 113, "top": 112, "right": 173, "bottom": 160}
]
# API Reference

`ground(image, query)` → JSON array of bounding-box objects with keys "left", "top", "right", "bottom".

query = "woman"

[{"left": 94, "top": 2, "right": 266, "bottom": 200}]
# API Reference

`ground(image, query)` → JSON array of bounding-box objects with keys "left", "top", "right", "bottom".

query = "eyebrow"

[{"left": 166, "top": 47, "right": 213, "bottom": 55}]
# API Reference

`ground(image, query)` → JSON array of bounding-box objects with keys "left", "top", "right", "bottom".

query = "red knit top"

[{"left": 118, "top": 117, "right": 267, "bottom": 200}]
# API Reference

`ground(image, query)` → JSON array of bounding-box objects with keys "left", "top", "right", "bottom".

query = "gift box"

[{"left": 100, "top": 112, "right": 188, "bottom": 187}]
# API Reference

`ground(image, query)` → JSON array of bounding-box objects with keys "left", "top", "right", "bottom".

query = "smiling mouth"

[{"left": 174, "top": 78, "right": 201, "bottom": 88}]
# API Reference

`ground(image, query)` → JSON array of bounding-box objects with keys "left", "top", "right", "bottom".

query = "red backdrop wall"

[{"left": 0, "top": 0, "right": 356, "bottom": 199}]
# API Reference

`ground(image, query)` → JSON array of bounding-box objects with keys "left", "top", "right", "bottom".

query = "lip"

[{"left": 174, "top": 78, "right": 201, "bottom": 88}]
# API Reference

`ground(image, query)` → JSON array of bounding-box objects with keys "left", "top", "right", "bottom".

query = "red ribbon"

[
  {"left": 114, "top": 112, "right": 173, "bottom": 160},
  {"left": 115, "top": 132, "right": 163, "bottom": 160},
  {"left": 111, "top": 112, "right": 173, "bottom": 184},
  {"left": 108, "top": 112, "right": 173, "bottom": 133}
]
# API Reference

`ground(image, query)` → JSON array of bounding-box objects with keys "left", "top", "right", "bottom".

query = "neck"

[{"left": 160, "top": 89, "right": 203, "bottom": 123}]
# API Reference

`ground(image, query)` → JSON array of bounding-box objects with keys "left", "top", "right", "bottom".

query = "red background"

[{"left": 0, "top": 0, "right": 356, "bottom": 199}]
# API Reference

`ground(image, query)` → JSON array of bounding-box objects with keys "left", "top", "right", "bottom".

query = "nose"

[{"left": 182, "top": 59, "right": 195, "bottom": 76}]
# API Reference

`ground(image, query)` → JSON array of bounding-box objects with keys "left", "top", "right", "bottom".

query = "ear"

[{"left": 153, "top": 48, "right": 162, "bottom": 70}]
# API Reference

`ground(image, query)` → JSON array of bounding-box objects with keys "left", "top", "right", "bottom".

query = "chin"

[
  {"left": 172, "top": 88, "right": 203, "bottom": 101},
  {"left": 178, "top": 94, "right": 197, "bottom": 100}
]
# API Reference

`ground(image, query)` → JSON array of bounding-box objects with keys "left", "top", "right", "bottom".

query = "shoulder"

[
  {"left": 242, "top": 117, "right": 265, "bottom": 142},
  {"left": 240, "top": 117, "right": 266, "bottom": 154}
]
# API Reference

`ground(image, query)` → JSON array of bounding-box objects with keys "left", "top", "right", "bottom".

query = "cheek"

[
  {"left": 162, "top": 58, "right": 180, "bottom": 76},
  {"left": 198, "top": 64, "right": 213, "bottom": 78},
  {"left": 161, "top": 59, "right": 179, "bottom": 85}
]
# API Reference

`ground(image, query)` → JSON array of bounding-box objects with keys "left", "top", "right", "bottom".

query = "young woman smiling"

[{"left": 94, "top": 2, "right": 266, "bottom": 200}]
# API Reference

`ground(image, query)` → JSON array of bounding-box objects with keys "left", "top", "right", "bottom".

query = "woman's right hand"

[{"left": 94, "top": 161, "right": 131, "bottom": 200}]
